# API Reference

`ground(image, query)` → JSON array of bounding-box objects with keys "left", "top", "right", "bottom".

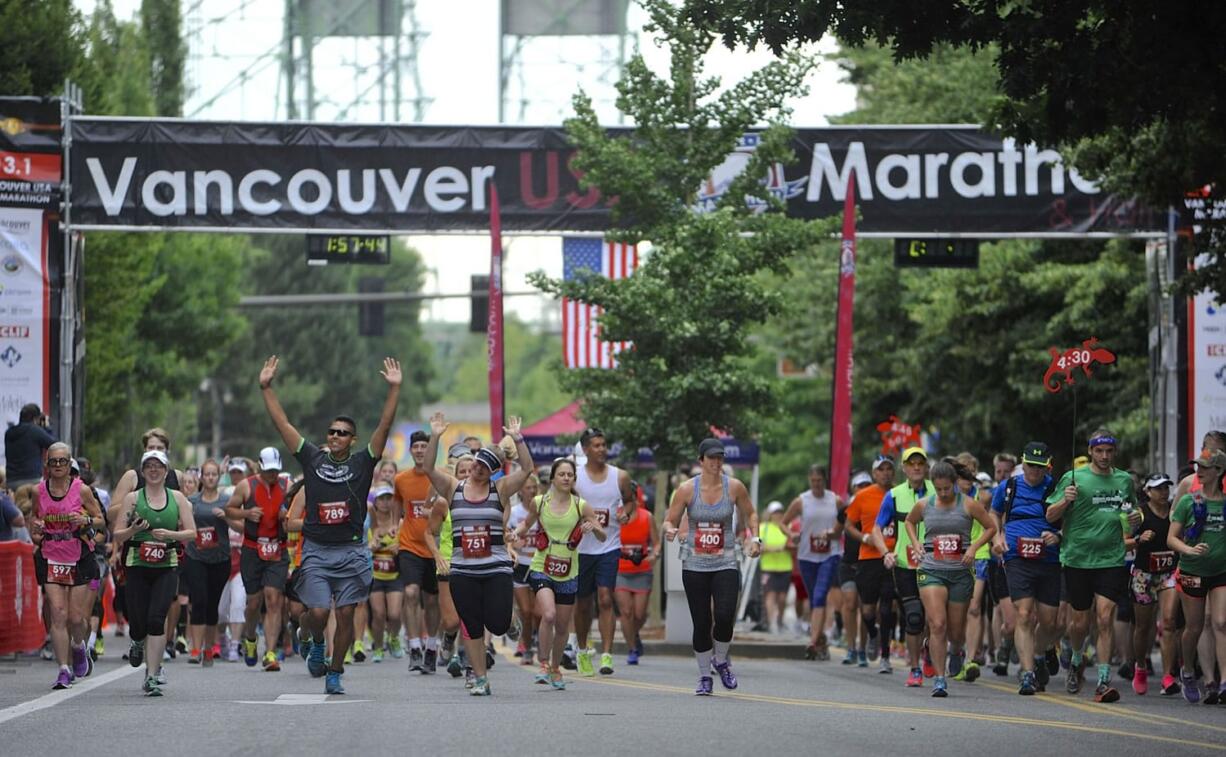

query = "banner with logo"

[
  {"left": 67, "top": 119, "right": 1163, "bottom": 236},
  {"left": 0, "top": 98, "right": 63, "bottom": 211},
  {"left": 0, "top": 207, "right": 49, "bottom": 467},
  {"left": 1187, "top": 255, "right": 1226, "bottom": 453}
]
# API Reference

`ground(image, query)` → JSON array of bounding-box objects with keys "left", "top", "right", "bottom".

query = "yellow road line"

[{"left": 566, "top": 672, "right": 1225, "bottom": 752}]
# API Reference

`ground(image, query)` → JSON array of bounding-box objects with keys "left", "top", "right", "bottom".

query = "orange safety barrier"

[{"left": 0, "top": 541, "right": 45, "bottom": 654}]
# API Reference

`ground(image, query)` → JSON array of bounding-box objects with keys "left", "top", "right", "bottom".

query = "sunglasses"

[
  {"left": 46, "top": 458, "right": 71, "bottom": 467},
  {"left": 327, "top": 428, "right": 354, "bottom": 437}
]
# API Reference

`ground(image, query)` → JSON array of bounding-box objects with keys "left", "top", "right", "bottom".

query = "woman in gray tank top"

[
  {"left": 903, "top": 461, "right": 997, "bottom": 698},
  {"left": 664, "top": 438, "right": 762, "bottom": 696}
]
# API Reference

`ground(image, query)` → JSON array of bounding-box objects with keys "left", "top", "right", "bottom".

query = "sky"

[{"left": 74, "top": 0, "right": 858, "bottom": 322}]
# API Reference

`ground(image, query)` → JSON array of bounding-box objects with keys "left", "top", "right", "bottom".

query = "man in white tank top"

[{"left": 573, "top": 428, "right": 636, "bottom": 677}]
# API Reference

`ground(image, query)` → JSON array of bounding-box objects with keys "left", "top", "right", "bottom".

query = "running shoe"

[
  {"left": 163, "top": 649, "right": 172, "bottom": 662},
  {"left": 1059, "top": 643, "right": 1071, "bottom": 671},
  {"left": 1045, "top": 647, "right": 1060, "bottom": 676},
  {"left": 1033, "top": 661, "right": 1048, "bottom": 691},
  {"left": 422, "top": 648, "right": 438, "bottom": 674},
  {"left": 1132, "top": 666, "right": 1148, "bottom": 695},
  {"left": 577, "top": 648, "right": 595, "bottom": 677},
  {"left": 262, "top": 650, "right": 281, "bottom": 672},
  {"left": 549, "top": 673, "right": 566, "bottom": 691},
  {"left": 188, "top": 648, "right": 202, "bottom": 665},
  {"left": 1160, "top": 673, "right": 1181, "bottom": 696},
  {"left": 388, "top": 636, "right": 404, "bottom": 659},
  {"left": 486, "top": 643, "right": 496, "bottom": 669},
  {"left": 634, "top": 637, "right": 644, "bottom": 657},
  {"left": 878, "top": 657, "right": 892, "bottom": 674},
  {"left": 463, "top": 667, "right": 476, "bottom": 689},
  {"left": 695, "top": 676, "right": 714, "bottom": 696},
  {"left": 72, "top": 642, "right": 90, "bottom": 679},
  {"left": 948, "top": 648, "right": 965, "bottom": 680},
  {"left": 1066, "top": 661, "right": 1084, "bottom": 694},
  {"left": 842, "top": 648, "right": 857, "bottom": 665},
  {"left": 922, "top": 646, "right": 936, "bottom": 679},
  {"left": 142, "top": 676, "right": 162, "bottom": 697},
  {"left": 932, "top": 675, "right": 948, "bottom": 698},
  {"left": 507, "top": 615, "right": 522, "bottom": 642},
  {"left": 535, "top": 664, "right": 550, "bottom": 684},
  {"left": 242, "top": 637, "right": 258, "bottom": 667},
  {"left": 344, "top": 648, "right": 354, "bottom": 664},
  {"left": 866, "top": 630, "right": 880, "bottom": 662},
  {"left": 1216, "top": 682, "right": 1226, "bottom": 704},
  {"left": 1094, "top": 683, "right": 1120, "bottom": 703},
  {"left": 93, "top": 637, "right": 104, "bottom": 659},
  {"left": 1019, "top": 671, "right": 1037, "bottom": 696},
  {"left": 858, "top": 650, "right": 868, "bottom": 668},
  {"left": 128, "top": 639, "right": 145, "bottom": 668},
  {"left": 805, "top": 643, "right": 818, "bottom": 661},
  {"left": 522, "top": 647, "right": 535, "bottom": 666},
  {"left": 53, "top": 669, "right": 72, "bottom": 690},
  {"left": 515, "top": 639, "right": 526, "bottom": 658},
  {"left": 561, "top": 644, "right": 577, "bottom": 670},
  {"left": 307, "top": 641, "right": 327, "bottom": 678},
  {"left": 175, "top": 635, "right": 188, "bottom": 654},
  {"left": 963, "top": 661, "right": 980, "bottom": 683},
  {"left": 155, "top": 669, "right": 167, "bottom": 686},
  {"left": 992, "top": 655, "right": 1009, "bottom": 677},
  {"left": 714, "top": 660, "right": 738, "bottom": 690},
  {"left": 202, "top": 649, "right": 214, "bottom": 668},
  {"left": 441, "top": 634, "right": 455, "bottom": 661},
  {"left": 352, "top": 643, "right": 366, "bottom": 663},
  {"left": 628, "top": 647, "right": 640, "bottom": 666},
  {"left": 1205, "top": 684, "right": 1221, "bottom": 705},
  {"left": 906, "top": 667, "right": 923, "bottom": 687},
  {"left": 226, "top": 640, "right": 240, "bottom": 663},
  {"left": 372, "top": 648, "right": 383, "bottom": 663},
  {"left": 408, "top": 646, "right": 424, "bottom": 672},
  {"left": 324, "top": 670, "right": 345, "bottom": 695},
  {"left": 599, "top": 652, "right": 614, "bottom": 675},
  {"left": 1181, "top": 670, "right": 1201, "bottom": 704},
  {"left": 446, "top": 654, "right": 463, "bottom": 678},
  {"left": 469, "top": 676, "right": 491, "bottom": 696}
]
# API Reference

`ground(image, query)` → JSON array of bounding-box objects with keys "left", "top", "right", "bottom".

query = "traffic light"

[
  {"left": 470, "top": 274, "right": 489, "bottom": 333},
  {"left": 358, "top": 277, "right": 384, "bottom": 337}
]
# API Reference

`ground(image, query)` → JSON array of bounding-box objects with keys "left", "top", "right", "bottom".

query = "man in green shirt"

[{"left": 1045, "top": 428, "right": 1142, "bottom": 703}]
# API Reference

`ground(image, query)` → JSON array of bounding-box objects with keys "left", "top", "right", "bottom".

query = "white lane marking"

[
  {"left": 233, "top": 693, "right": 372, "bottom": 705},
  {"left": 0, "top": 665, "right": 141, "bottom": 726}
]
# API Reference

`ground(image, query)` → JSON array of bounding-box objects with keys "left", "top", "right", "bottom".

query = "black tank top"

[{"left": 1134, "top": 501, "right": 1173, "bottom": 570}]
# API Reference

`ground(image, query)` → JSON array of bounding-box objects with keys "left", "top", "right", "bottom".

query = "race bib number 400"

[
  {"left": 694, "top": 522, "right": 725, "bottom": 555},
  {"left": 318, "top": 501, "right": 351, "bottom": 525},
  {"left": 461, "top": 526, "right": 492, "bottom": 558},
  {"left": 47, "top": 561, "right": 76, "bottom": 585}
]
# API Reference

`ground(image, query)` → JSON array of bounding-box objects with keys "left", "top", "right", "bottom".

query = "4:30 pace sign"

[{"left": 305, "top": 234, "right": 390, "bottom": 265}]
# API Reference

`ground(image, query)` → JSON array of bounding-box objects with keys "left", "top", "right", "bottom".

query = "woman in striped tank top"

[{"left": 423, "top": 412, "right": 534, "bottom": 696}]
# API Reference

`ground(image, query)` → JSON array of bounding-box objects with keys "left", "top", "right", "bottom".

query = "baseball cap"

[
  {"left": 765, "top": 501, "right": 784, "bottom": 515},
  {"left": 371, "top": 484, "right": 394, "bottom": 499},
  {"left": 851, "top": 471, "right": 872, "bottom": 488},
  {"left": 141, "top": 449, "right": 169, "bottom": 468},
  {"left": 446, "top": 442, "right": 470, "bottom": 460},
  {"left": 1189, "top": 449, "right": 1226, "bottom": 469},
  {"left": 975, "top": 472, "right": 993, "bottom": 488},
  {"left": 258, "top": 447, "right": 282, "bottom": 471},
  {"left": 1072, "top": 455, "right": 1090, "bottom": 469},
  {"left": 227, "top": 458, "right": 246, "bottom": 472},
  {"left": 901, "top": 446, "right": 927, "bottom": 463},
  {"left": 871, "top": 454, "right": 895, "bottom": 471},
  {"left": 474, "top": 446, "right": 502, "bottom": 473},
  {"left": 1144, "top": 473, "right": 1174, "bottom": 489},
  {"left": 1020, "top": 442, "right": 1052, "bottom": 467},
  {"left": 698, "top": 438, "right": 726, "bottom": 458}
]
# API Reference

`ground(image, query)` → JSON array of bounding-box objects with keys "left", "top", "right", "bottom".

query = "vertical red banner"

[
  {"left": 488, "top": 184, "right": 505, "bottom": 443},
  {"left": 829, "top": 175, "right": 857, "bottom": 497}
]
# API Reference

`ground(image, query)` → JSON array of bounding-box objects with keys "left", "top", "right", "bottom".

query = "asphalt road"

[{"left": 2, "top": 641, "right": 1224, "bottom": 756}]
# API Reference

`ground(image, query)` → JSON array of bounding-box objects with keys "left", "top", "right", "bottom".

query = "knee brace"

[{"left": 903, "top": 596, "right": 925, "bottom": 636}]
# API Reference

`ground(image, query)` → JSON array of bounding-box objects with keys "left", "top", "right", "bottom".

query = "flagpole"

[
  {"left": 488, "top": 184, "right": 505, "bottom": 443},
  {"left": 829, "top": 175, "right": 858, "bottom": 497}
]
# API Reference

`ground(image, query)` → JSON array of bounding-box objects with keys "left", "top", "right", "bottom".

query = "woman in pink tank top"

[{"left": 34, "top": 442, "right": 105, "bottom": 690}]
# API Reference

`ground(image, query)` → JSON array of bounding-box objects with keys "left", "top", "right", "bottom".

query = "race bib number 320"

[{"left": 319, "top": 501, "right": 350, "bottom": 525}]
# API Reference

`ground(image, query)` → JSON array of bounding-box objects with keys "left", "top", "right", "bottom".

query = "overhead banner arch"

[{"left": 67, "top": 118, "right": 1164, "bottom": 238}]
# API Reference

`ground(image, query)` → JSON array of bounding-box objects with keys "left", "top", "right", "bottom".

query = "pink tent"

[{"left": 522, "top": 402, "right": 584, "bottom": 436}]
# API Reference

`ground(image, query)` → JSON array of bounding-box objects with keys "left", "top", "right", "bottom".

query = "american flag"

[{"left": 562, "top": 237, "right": 638, "bottom": 369}]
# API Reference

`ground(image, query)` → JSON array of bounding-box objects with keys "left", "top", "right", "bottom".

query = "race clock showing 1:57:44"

[{"left": 305, "top": 234, "right": 391, "bottom": 265}]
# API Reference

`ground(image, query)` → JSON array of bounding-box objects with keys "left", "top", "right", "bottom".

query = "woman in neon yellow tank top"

[
  {"left": 110, "top": 450, "right": 197, "bottom": 697},
  {"left": 510, "top": 458, "right": 605, "bottom": 689}
]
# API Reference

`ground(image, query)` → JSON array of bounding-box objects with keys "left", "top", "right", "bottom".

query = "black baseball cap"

[
  {"left": 1021, "top": 442, "right": 1052, "bottom": 467},
  {"left": 698, "top": 438, "right": 726, "bottom": 458}
]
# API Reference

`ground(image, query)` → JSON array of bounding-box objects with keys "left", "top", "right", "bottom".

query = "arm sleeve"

[{"left": 875, "top": 492, "right": 896, "bottom": 529}]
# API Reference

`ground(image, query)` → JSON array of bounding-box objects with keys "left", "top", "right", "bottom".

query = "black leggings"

[
  {"left": 183, "top": 558, "right": 230, "bottom": 626},
  {"left": 449, "top": 573, "right": 514, "bottom": 638},
  {"left": 682, "top": 569, "right": 740, "bottom": 653},
  {"left": 124, "top": 565, "right": 178, "bottom": 641}
]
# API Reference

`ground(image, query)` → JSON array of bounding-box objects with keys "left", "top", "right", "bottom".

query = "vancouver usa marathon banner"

[
  {"left": 0, "top": 208, "right": 50, "bottom": 467},
  {"left": 68, "top": 119, "right": 1162, "bottom": 236}
]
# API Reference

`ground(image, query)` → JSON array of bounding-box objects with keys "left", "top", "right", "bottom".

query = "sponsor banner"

[
  {"left": 68, "top": 119, "right": 1163, "bottom": 235},
  {"left": 1, "top": 98, "right": 64, "bottom": 211},
  {"left": 1188, "top": 254, "right": 1226, "bottom": 452},
  {"left": 523, "top": 436, "right": 761, "bottom": 467},
  {"left": 0, "top": 207, "right": 48, "bottom": 467}
]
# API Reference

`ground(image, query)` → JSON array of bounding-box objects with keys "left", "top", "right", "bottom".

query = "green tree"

[
  {"left": 140, "top": 0, "right": 186, "bottom": 116},
  {"left": 0, "top": 0, "right": 83, "bottom": 95},
  {"left": 441, "top": 318, "right": 568, "bottom": 427},
  {"left": 529, "top": 0, "right": 836, "bottom": 474},
  {"left": 683, "top": 0, "right": 1226, "bottom": 298}
]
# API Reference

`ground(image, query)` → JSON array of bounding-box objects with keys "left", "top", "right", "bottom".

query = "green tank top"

[
  {"left": 759, "top": 521, "right": 793, "bottom": 572},
  {"left": 891, "top": 480, "right": 934, "bottom": 566},
  {"left": 528, "top": 492, "right": 583, "bottom": 581},
  {"left": 439, "top": 509, "right": 453, "bottom": 560},
  {"left": 126, "top": 488, "right": 181, "bottom": 568}
]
